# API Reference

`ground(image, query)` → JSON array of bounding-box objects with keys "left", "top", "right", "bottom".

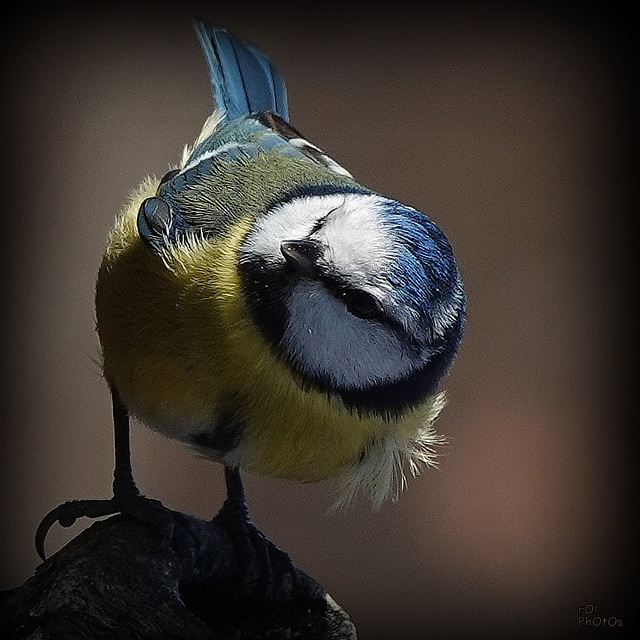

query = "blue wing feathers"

[{"left": 194, "top": 20, "right": 288, "bottom": 121}]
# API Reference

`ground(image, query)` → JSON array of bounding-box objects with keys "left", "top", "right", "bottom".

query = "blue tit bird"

[
  {"left": 37, "top": 21, "right": 465, "bottom": 558},
  {"left": 99, "top": 21, "right": 465, "bottom": 507}
]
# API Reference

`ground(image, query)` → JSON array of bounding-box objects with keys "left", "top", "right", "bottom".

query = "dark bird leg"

[
  {"left": 212, "top": 466, "right": 299, "bottom": 602},
  {"left": 35, "top": 389, "right": 171, "bottom": 560}
]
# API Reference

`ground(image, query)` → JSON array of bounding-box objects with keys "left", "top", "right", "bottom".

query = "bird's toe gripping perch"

[{"left": 35, "top": 493, "right": 174, "bottom": 561}]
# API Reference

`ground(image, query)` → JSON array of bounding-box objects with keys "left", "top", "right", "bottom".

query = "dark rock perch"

[{"left": 0, "top": 509, "right": 357, "bottom": 639}]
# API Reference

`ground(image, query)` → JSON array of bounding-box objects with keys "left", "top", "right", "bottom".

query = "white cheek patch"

[{"left": 282, "top": 281, "right": 417, "bottom": 389}]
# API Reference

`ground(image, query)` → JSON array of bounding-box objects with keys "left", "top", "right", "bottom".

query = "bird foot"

[
  {"left": 35, "top": 492, "right": 173, "bottom": 561},
  {"left": 212, "top": 494, "right": 299, "bottom": 603}
]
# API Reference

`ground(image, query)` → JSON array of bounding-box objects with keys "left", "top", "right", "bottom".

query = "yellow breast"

[{"left": 95, "top": 176, "right": 440, "bottom": 484}]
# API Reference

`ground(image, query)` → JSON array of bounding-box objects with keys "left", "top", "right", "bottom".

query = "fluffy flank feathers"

[{"left": 333, "top": 391, "right": 448, "bottom": 510}]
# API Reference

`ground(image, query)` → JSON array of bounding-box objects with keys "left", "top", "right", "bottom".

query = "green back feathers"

[{"left": 158, "top": 116, "right": 358, "bottom": 239}]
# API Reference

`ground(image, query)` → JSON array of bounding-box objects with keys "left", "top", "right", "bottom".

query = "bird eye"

[{"left": 340, "top": 288, "right": 383, "bottom": 320}]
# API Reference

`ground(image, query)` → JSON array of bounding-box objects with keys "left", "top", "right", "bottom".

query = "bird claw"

[
  {"left": 35, "top": 498, "right": 119, "bottom": 561},
  {"left": 35, "top": 494, "right": 174, "bottom": 561}
]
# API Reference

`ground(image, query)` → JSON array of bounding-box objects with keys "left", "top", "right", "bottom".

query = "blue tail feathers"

[{"left": 194, "top": 20, "right": 288, "bottom": 122}]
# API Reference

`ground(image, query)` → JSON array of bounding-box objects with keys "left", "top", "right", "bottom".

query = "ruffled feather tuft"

[{"left": 333, "top": 391, "right": 448, "bottom": 510}]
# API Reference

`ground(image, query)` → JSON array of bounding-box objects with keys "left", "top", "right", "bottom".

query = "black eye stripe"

[
  {"left": 319, "top": 274, "right": 425, "bottom": 354},
  {"left": 319, "top": 275, "right": 384, "bottom": 321},
  {"left": 340, "top": 288, "right": 383, "bottom": 320}
]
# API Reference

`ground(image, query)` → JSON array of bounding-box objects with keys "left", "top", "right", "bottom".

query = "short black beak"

[{"left": 280, "top": 239, "right": 322, "bottom": 277}]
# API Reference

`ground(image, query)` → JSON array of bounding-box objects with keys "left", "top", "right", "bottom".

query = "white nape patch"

[
  {"left": 179, "top": 109, "right": 227, "bottom": 170},
  {"left": 242, "top": 192, "right": 394, "bottom": 293},
  {"left": 333, "top": 392, "right": 447, "bottom": 510},
  {"left": 178, "top": 141, "right": 254, "bottom": 175}
]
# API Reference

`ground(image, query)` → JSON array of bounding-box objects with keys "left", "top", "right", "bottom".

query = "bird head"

[{"left": 238, "top": 189, "right": 465, "bottom": 417}]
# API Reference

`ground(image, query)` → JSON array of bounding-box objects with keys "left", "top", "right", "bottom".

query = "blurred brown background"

[{"left": 2, "top": 3, "right": 634, "bottom": 638}]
